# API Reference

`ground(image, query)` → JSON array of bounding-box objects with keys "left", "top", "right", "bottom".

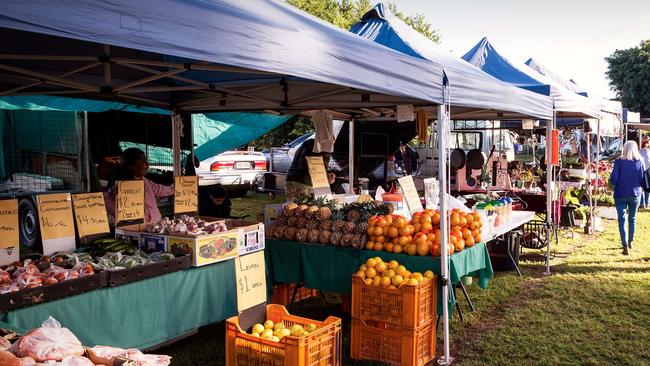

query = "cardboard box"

[
  {"left": 238, "top": 222, "right": 265, "bottom": 256},
  {"left": 140, "top": 232, "right": 168, "bottom": 252},
  {"left": 114, "top": 224, "right": 145, "bottom": 245},
  {"left": 263, "top": 203, "right": 288, "bottom": 228}
]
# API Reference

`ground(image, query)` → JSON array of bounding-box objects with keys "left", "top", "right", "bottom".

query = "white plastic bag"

[{"left": 10, "top": 317, "right": 83, "bottom": 362}]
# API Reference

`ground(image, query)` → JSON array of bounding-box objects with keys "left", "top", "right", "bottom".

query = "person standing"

[
  {"left": 638, "top": 140, "right": 650, "bottom": 209},
  {"left": 609, "top": 141, "right": 645, "bottom": 255},
  {"left": 394, "top": 142, "right": 418, "bottom": 175}
]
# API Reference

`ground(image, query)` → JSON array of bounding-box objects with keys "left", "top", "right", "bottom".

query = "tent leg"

[
  {"left": 544, "top": 111, "right": 555, "bottom": 276},
  {"left": 348, "top": 119, "right": 355, "bottom": 194},
  {"left": 172, "top": 112, "right": 182, "bottom": 176},
  {"left": 437, "top": 101, "right": 453, "bottom": 365}
]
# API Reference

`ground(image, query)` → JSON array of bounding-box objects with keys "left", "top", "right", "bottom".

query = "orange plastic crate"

[
  {"left": 270, "top": 283, "right": 319, "bottom": 306},
  {"left": 351, "top": 275, "right": 436, "bottom": 330},
  {"left": 350, "top": 318, "right": 436, "bottom": 366},
  {"left": 226, "top": 304, "right": 342, "bottom": 366}
]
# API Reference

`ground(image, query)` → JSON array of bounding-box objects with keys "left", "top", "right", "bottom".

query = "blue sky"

[{"left": 390, "top": 0, "right": 650, "bottom": 98}]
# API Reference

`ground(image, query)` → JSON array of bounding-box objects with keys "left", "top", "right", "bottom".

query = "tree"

[
  {"left": 606, "top": 40, "right": 650, "bottom": 116},
  {"left": 249, "top": 0, "right": 441, "bottom": 150}
]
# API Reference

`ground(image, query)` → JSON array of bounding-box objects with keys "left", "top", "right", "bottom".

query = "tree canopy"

[
  {"left": 248, "top": 0, "right": 440, "bottom": 150},
  {"left": 606, "top": 40, "right": 650, "bottom": 116}
]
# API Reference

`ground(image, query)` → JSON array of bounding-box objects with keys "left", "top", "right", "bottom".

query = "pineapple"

[
  {"left": 317, "top": 206, "right": 332, "bottom": 222},
  {"left": 341, "top": 233, "right": 354, "bottom": 247},
  {"left": 346, "top": 209, "right": 361, "bottom": 223},
  {"left": 307, "top": 229, "right": 320, "bottom": 243},
  {"left": 277, "top": 214, "right": 289, "bottom": 226},
  {"left": 354, "top": 221, "right": 369, "bottom": 235},
  {"left": 330, "top": 231, "right": 343, "bottom": 246},
  {"left": 306, "top": 205, "right": 320, "bottom": 219},
  {"left": 321, "top": 220, "right": 332, "bottom": 232},
  {"left": 343, "top": 221, "right": 356, "bottom": 234},
  {"left": 273, "top": 225, "right": 287, "bottom": 240},
  {"left": 296, "top": 204, "right": 309, "bottom": 217},
  {"left": 283, "top": 202, "right": 298, "bottom": 217},
  {"left": 306, "top": 220, "right": 319, "bottom": 230},
  {"left": 318, "top": 230, "right": 332, "bottom": 244},
  {"left": 287, "top": 216, "right": 298, "bottom": 227},
  {"left": 332, "top": 220, "right": 346, "bottom": 233},
  {"left": 284, "top": 227, "right": 298, "bottom": 241},
  {"left": 352, "top": 234, "right": 364, "bottom": 249},
  {"left": 295, "top": 217, "right": 308, "bottom": 229},
  {"left": 295, "top": 228, "right": 309, "bottom": 242}
]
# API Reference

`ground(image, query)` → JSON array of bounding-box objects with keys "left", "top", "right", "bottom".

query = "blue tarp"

[
  {"left": 462, "top": 38, "right": 551, "bottom": 96},
  {"left": 0, "top": 96, "right": 169, "bottom": 114},
  {"left": 192, "top": 113, "right": 293, "bottom": 161},
  {"left": 349, "top": 4, "right": 553, "bottom": 120}
]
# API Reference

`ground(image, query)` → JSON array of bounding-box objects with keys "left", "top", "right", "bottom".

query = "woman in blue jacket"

[{"left": 609, "top": 141, "right": 646, "bottom": 255}]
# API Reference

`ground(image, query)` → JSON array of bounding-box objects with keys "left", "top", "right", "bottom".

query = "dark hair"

[
  {"left": 119, "top": 148, "right": 145, "bottom": 180},
  {"left": 209, "top": 185, "right": 228, "bottom": 199}
]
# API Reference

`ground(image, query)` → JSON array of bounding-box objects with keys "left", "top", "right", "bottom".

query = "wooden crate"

[
  {"left": 270, "top": 283, "right": 319, "bottom": 306},
  {"left": 226, "top": 304, "right": 341, "bottom": 366},
  {"left": 351, "top": 275, "right": 436, "bottom": 330},
  {"left": 350, "top": 318, "right": 436, "bottom": 366}
]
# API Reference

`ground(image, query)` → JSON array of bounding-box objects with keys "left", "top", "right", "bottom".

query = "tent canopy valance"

[
  {"left": 0, "top": 0, "right": 449, "bottom": 119},
  {"left": 349, "top": 4, "right": 553, "bottom": 121}
]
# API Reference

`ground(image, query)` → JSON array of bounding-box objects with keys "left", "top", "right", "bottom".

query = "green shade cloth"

[
  {"left": 265, "top": 241, "right": 494, "bottom": 315},
  {"left": 0, "top": 260, "right": 238, "bottom": 349}
]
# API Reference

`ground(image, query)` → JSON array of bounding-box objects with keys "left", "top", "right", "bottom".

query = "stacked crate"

[{"left": 350, "top": 276, "right": 437, "bottom": 366}]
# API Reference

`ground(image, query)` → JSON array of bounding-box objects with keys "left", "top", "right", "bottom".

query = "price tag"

[
  {"left": 0, "top": 199, "right": 18, "bottom": 266},
  {"left": 37, "top": 193, "right": 75, "bottom": 254},
  {"left": 72, "top": 193, "right": 110, "bottom": 238},
  {"left": 174, "top": 176, "right": 198, "bottom": 214},
  {"left": 306, "top": 156, "right": 331, "bottom": 197},
  {"left": 116, "top": 180, "right": 145, "bottom": 223},
  {"left": 398, "top": 176, "right": 423, "bottom": 213},
  {"left": 234, "top": 251, "right": 267, "bottom": 312}
]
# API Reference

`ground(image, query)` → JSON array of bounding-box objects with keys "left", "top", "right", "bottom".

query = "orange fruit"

[
  {"left": 451, "top": 226, "right": 462, "bottom": 236},
  {"left": 373, "top": 227, "right": 384, "bottom": 236},
  {"left": 375, "top": 235, "right": 385, "bottom": 244},
  {"left": 459, "top": 216, "right": 467, "bottom": 228},
  {"left": 376, "top": 217, "right": 388, "bottom": 228},
  {"left": 424, "top": 209, "right": 434, "bottom": 217},
  {"left": 413, "top": 223, "right": 421, "bottom": 233},
  {"left": 432, "top": 212, "right": 441, "bottom": 225},
  {"left": 426, "top": 233, "right": 436, "bottom": 242},
  {"left": 465, "top": 214, "right": 474, "bottom": 225},
  {"left": 394, "top": 217, "right": 407, "bottom": 228},
  {"left": 414, "top": 233, "right": 427, "bottom": 245},
  {"left": 365, "top": 241, "right": 375, "bottom": 250},
  {"left": 385, "top": 243, "right": 394, "bottom": 252},
  {"left": 386, "top": 227, "right": 399, "bottom": 238},
  {"left": 398, "top": 235, "right": 410, "bottom": 246},
  {"left": 420, "top": 214, "right": 432, "bottom": 224},
  {"left": 411, "top": 212, "right": 422, "bottom": 224},
  {"left": 472, "top": 212, "right": 481, "bottom": 222},
  {"left": 393, "top": 244, "right": 403, "bottom": 254},
  {"left": 416, "top": 242, "right": 430, "bottom": 256},
  {"left": 456, "top": 238, "right": 465, "bottom": 251},
  {"left": 406, "top": 244, "right": 417, "bottom": 256},
  {"left": 392, "top": 237, "right": 400, "bottom": 245},
  {"left": 385, "top": 215, "right": 394, "bottom": 226},
  {"left": 450, "top": 212, "right": 460, "bottom": 226},
  {"left": 462, "top": 229, "right": 472, "bottom": 240},
  {"left": 471, "top": 229, "right": 480, "bottom": 238},
  {"left": 432, "top": 244, "right": 441, "bottom": 256},
  {"left": 474, "top": 234, "right": 482, "bottom": 243},
  {"left": 470, "top": 221, "right": 480, "bottom": 230},
  {"left": 465, "top": 236, "right": 475, "bottom": 247},
  {"left": 421, "top": 222, "right": 433, "bottom": 233},
  {"left": 372, "top": 242, "right": 384, "bottom": 251}
]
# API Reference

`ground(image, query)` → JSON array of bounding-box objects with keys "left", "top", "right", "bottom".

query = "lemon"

[
  {"left": 412, "top": 273, "right": 424, "bottom": 283},
  {"left": 252, "top": 324, "right": 265, "bottom": 335},
  {"left": 289, "top": 324, "right": 304, "bottom": 337},
  {"left": 372, "top": 276, "right": 382, "bottom": 287},
  {"left": 381, "top": 276, "right": 392, "bottom": 288},
  {"left": 424, "top": 270, "right": 434, "bottom": 278},
  {"left": 251, "top": 332, "right": 261, "bottom": 338},
  {"left": 388, "top": 260, "right": 399, "bottom": 270},
  {"left": 385, "top": 269, "right": 396, "bottom": 278},
  {"left": 374, "top": 262, "right": 387, "bottom": 274},
  {"left": 270, "top": 336, "right": 280, "bottom": 342},
  {"left": 392, "top": 275, "right": 404, "bottom": 286},
  {"left": 306, "top": 323, "right": 318, "bottom": 332},
  {"left": 356, "top": 270, "right": 366, "bottom": 279},
  {"left": 395, "top": 265, "right": 407, "bottom": 277},
  {"left": 403, "top": 270, "right": 411, "bottom": 279},
  {"left": 407, "top": 278, "right": 419, "bottom": 286},
  {"left": 366, "top": 258, "right": 377, "bottom": 268},
  {"left": 264, "top": 320, "right": 274, "bottom": 329},
  {"left": 273, "top": 323, "right": 285, "bottom": 331},
  {"left": 365, "top": 268, "right": 377, "bottom": 279},
  {"left": 364, "top": 278, "right": 373, "bottom": 285},
  {"left": 261, "top": 329, "right": 274, "bottom": 339}
]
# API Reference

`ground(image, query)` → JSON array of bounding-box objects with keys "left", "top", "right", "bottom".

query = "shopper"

[
  {"left": 394, "top": 142, "right": 418, "bottom": 175},
  {"left": 609, "top": 141, "right": 645, "bottom": 255},
  {"left": 639, "top": 140, "right": 650, "bottom": 208},
  {"left": 199, "top": 185, "right": 232, "bottom": 218},
  {"left": 285, "top": 139, "right": 336, "bottom": 199},
  {"left": 105, "top": 148, "right": 175, "bottom": 224}
]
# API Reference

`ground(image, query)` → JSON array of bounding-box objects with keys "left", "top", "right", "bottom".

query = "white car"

[{"left": 196, "top": 150, "right": 267, "bottom": 187}]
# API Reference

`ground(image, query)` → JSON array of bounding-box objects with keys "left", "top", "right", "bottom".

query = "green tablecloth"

[
  {"left": 0, "top": 260, "right": 238, "bottom": 349},
  {"left": 265, "top": 241, "right": 494, "bottom": 315}
]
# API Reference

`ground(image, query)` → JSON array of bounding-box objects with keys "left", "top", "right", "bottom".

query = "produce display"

[
  {"left": 0, "top": 317, "right": 170, "bottom": 366},
  {"left": 354, "top": 257, "right": 434, "bottom": 288},
  {"left": 145, "top": 215, "right": 228, "bottom": 237},
  {"left": 0, "top": 258, "right": 95, "bottom": 294},
  {"left": 87, "top": 238, "right": 138, "bottom": 256},
  {"left": 270, "top": 197, "right": 389, "bottom": 249},
  {"left": 246, "top": 319, "right": 319, "bottom": 343},
  {"left": 54, "top": 250, "right": 177, "bottom": 271},
  {"left": 365, "top": 209, "right": 483, "bottom": 256}
]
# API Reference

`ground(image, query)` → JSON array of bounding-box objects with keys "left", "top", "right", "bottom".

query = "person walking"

[
  {"left": 609, "top": 141, "right": 646, "bottom": 255},
  {"left": 638, "top": 140, "right": 650, "bottom": 208}
]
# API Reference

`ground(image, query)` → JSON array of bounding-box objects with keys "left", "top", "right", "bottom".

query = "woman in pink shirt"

[{"left": 105, "top": 148, "right": 174, "bottom": 224}]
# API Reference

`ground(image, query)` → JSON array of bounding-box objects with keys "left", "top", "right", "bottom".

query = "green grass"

[
  {"left": 229, "top": 192, "right": 285, "bottom": 220},
  {"left": 160, "top": 195, "right": 650, "bottom": 365}
]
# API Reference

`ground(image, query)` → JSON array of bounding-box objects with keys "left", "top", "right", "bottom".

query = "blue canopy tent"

[{"left": 349, "top": 4, "right": 552, "bottom": 121}]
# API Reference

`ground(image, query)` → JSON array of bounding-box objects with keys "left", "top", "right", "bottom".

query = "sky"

[{"left": 389, "top": 0, "right": 650, "bottom": 99}]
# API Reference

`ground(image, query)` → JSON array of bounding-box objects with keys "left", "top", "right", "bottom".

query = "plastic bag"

[
  {"left": 91, "top": 346, "right": 171, "bottom": 366},
  {"left": 10, "top": 317, "right": 83, "bottom": 362}
]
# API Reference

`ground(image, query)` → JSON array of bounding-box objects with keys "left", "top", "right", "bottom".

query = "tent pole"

[
  {"left": 172, "top": 112, "right": 182, "bottom": 176},
  {"left": 348, "top": 118, "right": 355, "bottom": 194},
  {"left": 544, "top": 111, "right": 555, "bottom": 275},
  {"left": 594, "top": 119, "right": 601, "bottom": 233},
  {"left": 437, "top": 102, "right": 452, "bottom": 365}
]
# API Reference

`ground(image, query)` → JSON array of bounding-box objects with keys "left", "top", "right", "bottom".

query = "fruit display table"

[
  {"left": 265, "top": 240, "right": 494, "bottom": 315},
  {"left": 0, "top": 259, "right": 237, "bottom": 349}
]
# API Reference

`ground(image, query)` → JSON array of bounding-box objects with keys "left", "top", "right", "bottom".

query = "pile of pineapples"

[{"left": 270, "top": 197, "right": 388, "bottom": 249}]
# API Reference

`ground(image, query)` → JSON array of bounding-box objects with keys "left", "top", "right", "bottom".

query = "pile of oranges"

[
  {"left": 365, "top": 209, "right": 483, "bottom": 256},
  {"left": 354, "top": 257, "right": 434, "bottom": 288}
]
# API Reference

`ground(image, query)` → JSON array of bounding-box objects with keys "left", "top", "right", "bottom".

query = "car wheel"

[{"left": 19, "top": 198, "right": 42, "bottom": 251}]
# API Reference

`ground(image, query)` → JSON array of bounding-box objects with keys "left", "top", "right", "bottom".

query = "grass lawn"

[{"left": 160, "top": 194, "right": 650, "bottom": 365}]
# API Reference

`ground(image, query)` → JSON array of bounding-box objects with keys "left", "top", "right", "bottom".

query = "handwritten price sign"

[
  {"left": 0, "top": 199, "right": 18, "bottom": 249},
  {"left": 398, "top": 175, "right": 423, "bottom": 214},
  {"left": 37, "top": 193, "right": 75, "bottom": 241},
  {"left": 234, "top": 251, "right": 267, "bottom": 312},
  {"left": 116, "top": 180, "right": 145, "bottom": 223},
  {"left": 174, "top": 176, "right": 198, "bottom": 214},
  {"left": 72, "top": 193, "right": 110, "bottom": 237}
]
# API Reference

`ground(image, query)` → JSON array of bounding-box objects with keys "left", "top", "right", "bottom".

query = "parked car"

[
  {"left": 196, "top": 150, "right": 267, "bottom": 197},
  {"left": 263, "top": 133, "right": 315, "bottom": 174}
]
